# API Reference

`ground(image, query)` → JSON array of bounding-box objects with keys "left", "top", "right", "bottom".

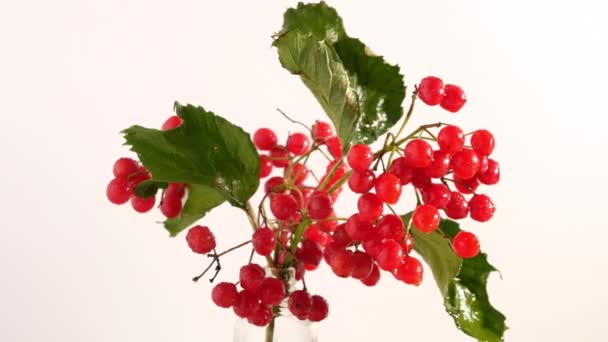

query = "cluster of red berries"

[
  {"left": 106, "top": 158, "right": 154, "bottom": 211},
  {"left": 106, "top": 116, "right": 187, "bottom": 218},
  {"left": 417, "top": 76, "right": 467, "bottom": 112},
  {"left": 210, "top": 263, "right": 328, "bottom": 326},
  {"left": 107, "top": 77, "right": 500, "bottom": 328}
]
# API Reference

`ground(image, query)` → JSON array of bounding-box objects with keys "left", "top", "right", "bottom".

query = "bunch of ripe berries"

[{"left": 106, "top": 76, "right": 499, "bottom": 327}]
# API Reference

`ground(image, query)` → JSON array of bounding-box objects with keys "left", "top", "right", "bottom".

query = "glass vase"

[
  {"left": 233, "top": 312, "right": 318, "bottom": 342},
  {"left": 233, "top": 267, "right": 318, "bottom": 342}
]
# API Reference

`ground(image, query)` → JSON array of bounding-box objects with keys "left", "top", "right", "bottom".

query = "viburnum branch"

[
  {"left": 208, "top": 240, "right": 252, "bottom": 258},
  {"left": 327, "top": 170, "right": 353, "bottom": 194},
  {"left": 393, "top": 86, "right": 419, "bottom": 139},
  {"left": 276, "top": 108, "right": 312, "bottom": 133},
  {"left": 286, "top": 217, "right": 312, "bottom": 266},
  {"left": 318, "top": 159, "right": 344, "bottom": 190},
  {"left": 192, "top": 259, "right": 218, "bottom": 283},
  {"left": 423, "top": 128, "right": 437, "bottom": 140},
  {"left": 107, "top": 2, "right": 504, "bottom": 338},
  {"left": 245, "top": 201, "right": 278, "bottom": 273},
  {"left": 209, "top": 248, "right": 222, "bottom": 283}
]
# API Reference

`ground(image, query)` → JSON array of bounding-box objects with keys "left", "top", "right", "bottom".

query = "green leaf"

[
  {"left": 164, "top": 184, "right": 225, "bottom": 237},
  {"left": 275, "top": 2, "right": 405, "bottom": 147},
  {"left": 404, "top": 214, "right": 462, "bottom": 297},
  {"left": 274, "top": 31, "right": 360, "bottom": 147},
  {"left": 405, "top": 215, "right": 507, "bottom": 341},
  {"left": 440, "top": 220, "right": 508, "bottom": 342},
  {"left": 134, "top": 180, "right": 168, "bottom": 198},
  {"left": 123, "top": 103, "right": 260, "bottom": 235}
]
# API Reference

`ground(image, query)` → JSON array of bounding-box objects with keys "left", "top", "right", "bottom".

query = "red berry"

[
  {"left": 395, "top": 256, "right": 423, "bottom": 285},
  {"left": 374, "top": 173, "right": 402, "bottom": 204},
  {"left": 418, "top": 76, "right": 445, "bottom": 106},
  {"left": 469, "top": 194, "right": 496, "bottom": 222},
  {"left": 478, "top": 159, "right": 500, "bottom": 185},
  {"left": 348, "top": 169, "right": 375, "bottom": 193},
  {"left": 361, "top": 262, "right": 381, "bottom": 286},
  {"left": 318, "top": 217, "right": 338, "bottom": 234},
  {"left": 106, "top": 177, "right": 133, "bottom": 204},
  {"left": 471, "top": 129, "right": 495, "bottom": 156},
  {"left": 345, "top": 214, "right": 375, "bottom": 241},
  {"left": 437, "top": 125, "right": 464, "bottom": 153},
  {"left": 326, "top": 136, "right": 343, "bottom": 158},
  {"left": 295, "top": 240, "right": 323, "bottom": 267},
  {"left": 454, "top": 175, "right": 480, "bottom": 194},
  {"left": 113, "top": 158, "right": 139, "bottom": 178},
  {"left": 451, "top": 148, "right": 480, "bottom": 179},
  {"left": 362, "top": 238, "right": 382, "bottom": 259},
  {"left": 332, "top": 224, "right": 353, "bottom": 248},
  {"left": 329, "top": 249, "right": 354, "bottom": 278},
  {"left": 239, "top": 263, "right": 266, "bottom": 291},
  {"left": 445, "top": 191, "right": 469, "bottom": 219},
  {"left": 377, "top": 214, "right": 405, "bottom": 241},
  {"left": 376, "top": 239, "right": 404, "bottom": 271},
  {"left": 160, "top": 196, "right": 182, "bottom": 218},
  {"left": 285, "top": 163, "right": 308, "bottom": 185},
  {"left": 212, "top": 282, "right": 238, "bottom": 308},
  {"left": 452, "top": 231, "right": 480, "bottom": 258},
  {"left": 323, "top": 243, "right": 341, "bottom": 265},
  {"left": 412, "top": 204, "right": 440, "bottom": 233},
  {"left": 403, "top": 233, "right": 414, "bottom": 254},
  {"left": 287, "top": 133, "right": 311, "bottom": 156},
  {"left": 269, "top": 145, "right": 290, "bottom": 168},
  {"left": 477, "top": 155, "right": 489, "bottom": 175},
  {"left": 252, "top": 227, "right": 276, "bottom": 256},
  {"left": 357, "top": 193, "right": 383, "bottom": 221},
  {"left": 440, "top": 84, "right": 466, "bottom": 112},
  {"left": 130, "top": 195, "right": 155, "bottom": 213},
  {"left": 248, "top": 304, "right": 273, "bottom": 327},
  {"left": 351, "top": 251, "right": 374, "bottom": 279},
  {"left": 347, "top": 144, "right": 373, "bottom": 171},
  {"left": 388, "top": 157, "right": 414, "bottom": 185},
  {"left": 264, "top": 177, "right": 285, "bottom": 193},
  {"left": 411, "top": 169, "right": 432, "bottom": 190},
  {"left": 161, "top": 115, "right": 183, "bottom": 130},
  {"left": 233, "top": 290, "right": 259, "bottom": 318},
  {"left": 288, "top": 290, "right": 312, "bottom": 320},
  {"left": 304, "top": 224, "right": 331, "bottom": 246},
  {"left": 311, "top": 121, "right": 333, "bottom": 141},
  {"left": 258, "top": 277, "right": 285, "bottom": 306},
  {"left": 422, "top": 183, "right": 451, "bottom": 209},
  {"left": 404, "top": 139, "right": 433, "bottom": 168},
  {"left": 259, "top": 155, "right": 273, "bottom": 178},
  {"left": 128, "top": 170, "right": 151, "bottom": 188},
  {"left": 308, "top": 295, "right": 329, "bottom": 322},
  {"left": 426, "top": 151, "right": 451, "bottom": 178},
  {"left": 165, "top": 182, "right": 185, "bottom": 198},
  {"left": 253, "top": 128, "right": 278, "bottom": 150},
  {"left": 186, "top": 225, "right": 216, "bottom": 254},
  {"left": 270, "top": 193, "right": 298, "bottom": 220},
  {"left": 307, "top": 191, "right": 333, "bottom": 220}
]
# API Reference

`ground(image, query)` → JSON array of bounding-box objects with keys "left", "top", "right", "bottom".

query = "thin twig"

[
  {"left": 208, "top": 240, "right": 252, "bottom": 258},
  {"left": 276, "top": 108, "right": 312, "bottom": 132},
  {"left": 209, "top": 248, "right": 221, "bottom": 283},
  {"left": 192, "top": 260, "right": 217, "bottom": 282}
]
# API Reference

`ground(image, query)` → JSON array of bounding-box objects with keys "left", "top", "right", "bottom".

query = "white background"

[{"left": 1, "top": 0, "right": 607, "bottom": 341}]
